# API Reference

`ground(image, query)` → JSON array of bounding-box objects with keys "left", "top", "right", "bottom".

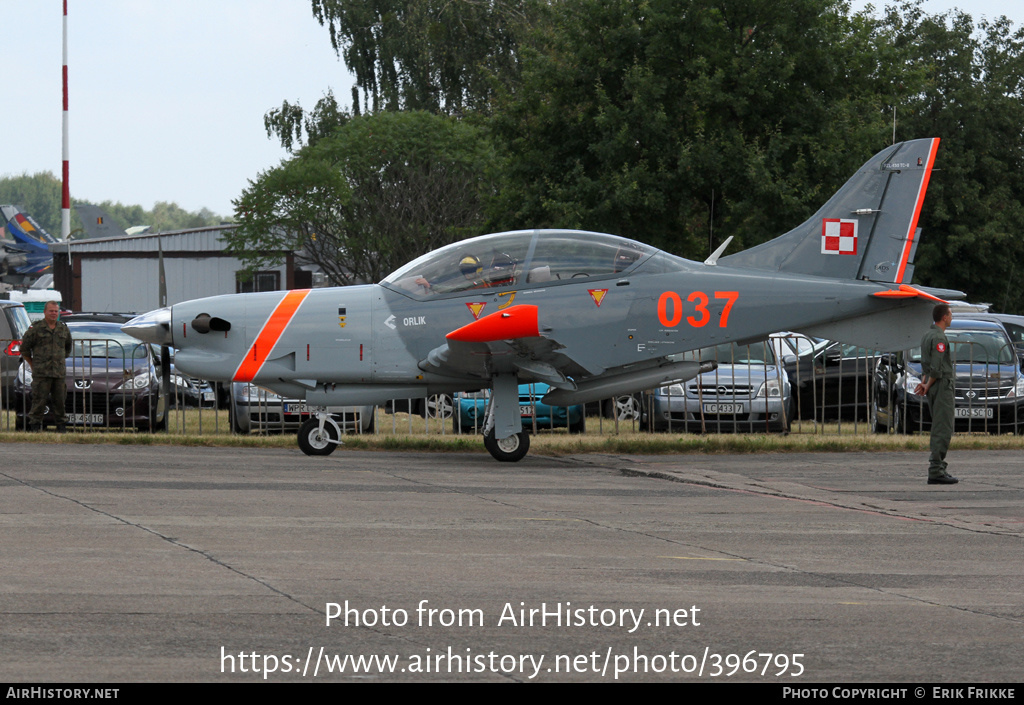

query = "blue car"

[{"left": 453, "top": 382, "right": 585, "bottom": 434}]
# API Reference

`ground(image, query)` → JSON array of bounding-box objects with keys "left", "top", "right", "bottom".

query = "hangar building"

[{"left": 50, "top": 225, "right": 309, "bottom": 313}]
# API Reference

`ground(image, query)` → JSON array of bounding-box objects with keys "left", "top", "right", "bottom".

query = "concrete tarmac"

[{"left": 1, "top": 443, "right": 1022, "bottom": 683}]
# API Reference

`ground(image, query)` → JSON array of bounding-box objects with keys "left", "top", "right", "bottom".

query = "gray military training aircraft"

[{"left": 124, "top": 138, "right": 961, "bottom": 461}]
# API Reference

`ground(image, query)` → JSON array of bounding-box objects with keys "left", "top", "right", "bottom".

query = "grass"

[{"left": 2, "top": 408, "right": 1023, "bottom": 456}]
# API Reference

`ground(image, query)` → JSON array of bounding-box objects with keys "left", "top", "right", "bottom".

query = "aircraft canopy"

[{"left": 382, "top": 229, "right": 655, "bottom": 299}]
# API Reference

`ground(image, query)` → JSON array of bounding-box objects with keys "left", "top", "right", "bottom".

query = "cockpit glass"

[{"left": 381, "top": 230, "right": 655, "bottom": 298}]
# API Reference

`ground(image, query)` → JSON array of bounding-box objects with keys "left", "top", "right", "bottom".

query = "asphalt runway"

[{"left": 2, "top": 443, "right": 1022, "bottom": 683}]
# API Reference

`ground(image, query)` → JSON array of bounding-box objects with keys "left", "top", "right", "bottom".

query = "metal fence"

[{"left": 3, "top": 334, "right": 1021, "bottom": 437}]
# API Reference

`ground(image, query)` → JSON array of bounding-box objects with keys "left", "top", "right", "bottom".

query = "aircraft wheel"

[
  {"left": 483, "top": 429, "right": 530, "bottom": 462},
  {"left": 298, "top": 418, "right": 339, "bottom": 456}
]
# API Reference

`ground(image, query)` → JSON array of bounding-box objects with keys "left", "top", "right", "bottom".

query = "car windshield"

[
  {"left": 677, "top": 340, "right": 777, "bottom": 365},
  {"left": 908, "top": 329, "right": 1015, "bottom": 364},
  {"left": 6, "top": 305, "right": 32, "bottom": 338},
  {"left": 68, "top": 324, "right": 150, "bottom": 360}
]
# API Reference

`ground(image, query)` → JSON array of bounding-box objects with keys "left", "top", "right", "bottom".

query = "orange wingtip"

[
  {"left": 447, "top": 304, "right": 540, "bottom": 342},
  {"left": 872, "top": 284, "right": 946, "bottom": 303}
]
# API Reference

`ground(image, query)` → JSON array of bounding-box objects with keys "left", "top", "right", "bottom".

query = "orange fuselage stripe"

[
  {"left": 895, "top": 138, "right": 940, "bottom": 284},
  {"left": 233, "top": 289, "right": 311, "bottom": 382}
]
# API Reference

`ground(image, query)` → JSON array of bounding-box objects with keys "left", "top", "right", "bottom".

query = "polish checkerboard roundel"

[{"left": 821, "top": 218, "right": 858, "bottom": 255}]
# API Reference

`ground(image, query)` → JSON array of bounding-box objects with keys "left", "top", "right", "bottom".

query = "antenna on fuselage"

[{"left": 704, "top": 236, "right": 733, "bottom": 266}]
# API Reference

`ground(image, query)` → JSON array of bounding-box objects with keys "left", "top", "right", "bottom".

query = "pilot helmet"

[{"left": 460, "top": 255, "right": 482, "bottom": 278}]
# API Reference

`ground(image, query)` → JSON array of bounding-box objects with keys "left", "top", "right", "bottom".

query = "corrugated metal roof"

[{"left": 47, "top": 225, "right": 242, "bottom": 254}]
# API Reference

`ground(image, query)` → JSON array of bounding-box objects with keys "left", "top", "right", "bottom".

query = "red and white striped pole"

[{"left": 61, "top": 0, "right": 70, "bottom": 240}]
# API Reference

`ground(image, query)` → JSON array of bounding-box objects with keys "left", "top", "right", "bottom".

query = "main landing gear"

[{"left": 483, "top": 429, "right": 530, "bottom": 462}]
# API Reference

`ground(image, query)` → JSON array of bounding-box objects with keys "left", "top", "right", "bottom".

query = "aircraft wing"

[
  {"left": 419, "top": 305, "right": 580, "bottom": 389},
  {"left": 418, "top": 304, "right": 714, "bottom": 405}
]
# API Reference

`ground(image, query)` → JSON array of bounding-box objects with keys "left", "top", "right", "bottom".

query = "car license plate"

[
  {"left": 519, "top": 405, "right": 535, "bottom": 417},
  {"left": 284, "top": 403, "right": 327, "bottom": 414},
  {"left": 202, "top": 392, "right": 215, "bottom": 402},
  {"left": 68, "top": 413, "right": 104, "bottom": 425},
  {"left": 702, "top": 403, "right": 739, "bottom": 414},
  {"left": 955, "top": 407, "right": 993, "bottom": 418}
]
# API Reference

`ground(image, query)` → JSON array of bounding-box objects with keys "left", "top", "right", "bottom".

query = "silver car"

[
  {"left": 640, "top": 340, "right": 792, "bottom": 433},
  {"left": 228, "top": 382, "right": 375, "bottom": 435}
]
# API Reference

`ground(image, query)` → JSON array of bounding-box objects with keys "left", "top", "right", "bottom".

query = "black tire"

[
  {"left": 483, "top": 429, "right": 530, "bottom": 462},
  {"left": 297, "top": 418, "right": 339, "bottom": 456},
  {"left": 568, "top": 413, "right": 586, "bottom": 434},
  {"left": 870, "top": 402, "right": 886, "bottom": 434},
  {"left": 893, "top": 402, "right": 906, "bottom": 435}
]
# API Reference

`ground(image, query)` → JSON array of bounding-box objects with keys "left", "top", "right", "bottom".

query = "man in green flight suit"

[
  {"left": 915, "top": 303, "right": 958, "bottom": 485},
  {"left": 20, "top": 301, "right": 72, "bottom": 432}
]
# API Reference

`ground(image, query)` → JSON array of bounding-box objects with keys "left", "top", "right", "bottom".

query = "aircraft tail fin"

[{"left": 719, "top": 138, "right": 939, "bottom": 284}]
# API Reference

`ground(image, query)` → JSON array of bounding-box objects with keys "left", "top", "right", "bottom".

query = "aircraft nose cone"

[{"left": 122, "top": 307, "right": 173, "bottom": 346}]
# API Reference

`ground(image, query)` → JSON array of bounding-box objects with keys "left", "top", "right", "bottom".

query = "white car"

[{"left": 229, "top": 382, "right": 375, "bottom": 435}]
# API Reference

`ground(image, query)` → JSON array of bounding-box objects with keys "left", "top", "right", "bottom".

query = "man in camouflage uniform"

[
  {"left": 915, "top": 303, "right": 958, "bottom": 485},
  {"left": 20, "top": 301, "right": 72, "bottom": 432}
]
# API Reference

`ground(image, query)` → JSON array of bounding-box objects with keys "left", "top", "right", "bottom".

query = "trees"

[
  {"left": 0, "top": 173, "right": 224, "bottom": 236},
  {"left": 228, "top": 111, "right": 497, "bottom": 285},
  {"left": 879, "top": 5, "right": 1024, "bottom": 311},
  {"left": 488, "top": 0, "right": 899, "bottom": 257},
  {"left": 311, "top": 0, "right": 538, "bottom": 115},
  {"left": 250, "top": 0, "right": 1024, "bottom": 312},
  {"left": 0, "top": 172, "right": 72, "bottom": 235}
]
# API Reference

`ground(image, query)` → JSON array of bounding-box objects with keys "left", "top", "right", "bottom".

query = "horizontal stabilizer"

[{"left": 871, "top": 284, "right": 946, "bottom": 303}]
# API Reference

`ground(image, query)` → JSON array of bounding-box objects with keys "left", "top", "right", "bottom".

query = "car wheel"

[
  {"left": 483, "top": 429, "right": 530, "bottom": 462},
  {"left": 426, "top": 394, "right": 454, "bottom": 419},
  {"left": 606, "top": 394, "right": 641, "bottom": 421},
  {"left": 297, "top": 418, "right": 339, "bottom": 456},
  {"left": 893, "top": 402, "right": 906, "bottom": 435},
  {"left": 568, "top": 414, "right": 586, "bottom": 434},
  {"left": 870, "top": 401, "right": 886, "bottom": 434}
]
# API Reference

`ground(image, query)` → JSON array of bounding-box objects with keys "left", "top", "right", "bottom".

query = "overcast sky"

[{"left": 3, "top": 0, "right": 1021, "bottom": 220}]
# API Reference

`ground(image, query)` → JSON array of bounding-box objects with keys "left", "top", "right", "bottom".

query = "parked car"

[
  {"left": 149, "top": 347, "right": 216, "bottom": 408},
  {"left": 640, "top": 340, "right": 792, "bottom": 433},
  {"left": 772, "top": 333, "right": 877, "bottom": 421},
  {"left": 871, "top": 319, "right": 1024, "bottom": 434},
  {"left": 0, "top": 301, "right": 32, "bottom": 407},
  {"left": 228, "top": 381, "right": 375, "bottom": 435},
  {"left": 167, "top": 369, "right": 216, "bottom": 408},
  {"left": 951, "top": 311, "right": 1024, "bottom": 362},
  {"left": 452, "top": 382, "right": 586, "bottom": 434},
  {"left": 384, "top": 394, "right": 454, "bottom": 419},
  {"left": 12, "top": 320, "right": 166, "bottom": 430}
]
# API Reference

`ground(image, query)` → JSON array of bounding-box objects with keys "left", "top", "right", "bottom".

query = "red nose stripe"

[
  {"left": 447, "top": 305, "right": 540, "bottom": 343},
  {"left": 233, "top": 289, "right": 311, "bottom": 382}
]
